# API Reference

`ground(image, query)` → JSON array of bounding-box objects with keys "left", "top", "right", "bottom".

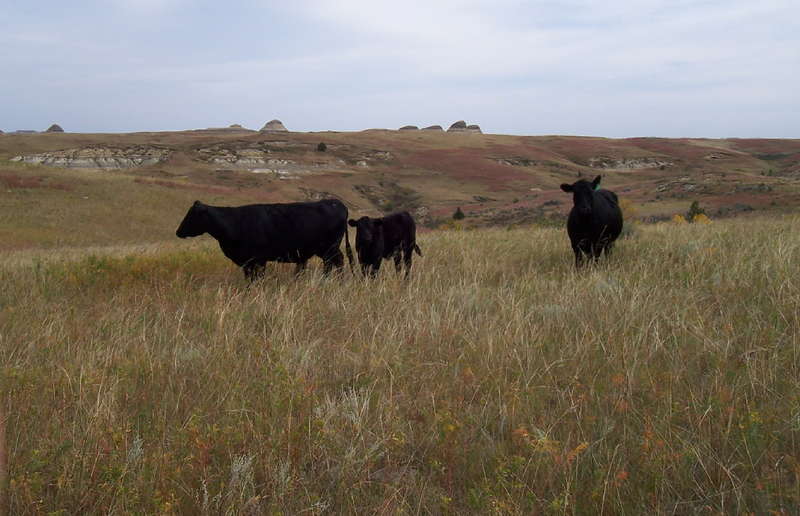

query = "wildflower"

[{"left": 565, "top": 442, "right": 589, "bottom": 465}]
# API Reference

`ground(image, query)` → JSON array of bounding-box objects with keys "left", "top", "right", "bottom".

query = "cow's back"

[
  {"left": 225, "top": 199, "right": 347, "bottom": 262},
  {"left": 380, "top": 211, "right": 416, "bottom": 257}
]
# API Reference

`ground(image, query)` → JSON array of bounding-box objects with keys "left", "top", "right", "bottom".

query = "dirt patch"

[{"left": 353, "top": 181, "right": 422, "bottom": 214}]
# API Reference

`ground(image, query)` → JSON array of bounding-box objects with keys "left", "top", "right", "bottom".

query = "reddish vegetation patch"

[
  {"left": 485, "top": 142, "right": 563, "bottom": 162},
  {"left": 404, "top": 148, "right": 535, "bottom": 191},
  {"left": 0, "top": 173, "right": 72, "bottom": 191},
  {"left": 623, "top": 138, "right": 716, "bottom": 160},
  {"left": 728, "top": 139, "right": 800, "bottom": 154},
  {"left": 533, "top": 137, "right": 643, "bottom": 164}
]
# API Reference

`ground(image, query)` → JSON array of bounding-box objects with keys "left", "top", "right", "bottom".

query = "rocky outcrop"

[
  {"left": 588, "top": 156, "right": 672, "bottom": 170},
  {"left": 422, "top": 125, "right": 443, "bottom": 131},
  {"left": 204, "top": 147, "right": 296, "bottom": 169},
  {"left": 447, "top": 120, "right": 468, "bottom": 132},
  {"left": 260, "top": 120, "right": 288, "bottom": 132},
  {"left": 46, "top": 124, "right": 64, "bottom": 133},
  {"left": 11, "top": 146, "right": 169, "bottom": 169},
  {"left": 447, "top": 121, "right": 481, "bottom": 134},
  {"left": 399, "top": 125, "right": 419, "bottom": 131}
]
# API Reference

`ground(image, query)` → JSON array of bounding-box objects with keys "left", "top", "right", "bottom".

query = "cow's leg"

[
  {"left": 370, "top": 261, "right": 381, "bottom": 278},
  {"left": 572, "top": 241, "right": 585, "bottom": 269},
  {"left": 573, "top": 249, "right": 583, "bottom": 269},
  {"left": 243, "top": 265, "right": 255, "bottom": 282},
  {"left": 393, "top": 249, "right": 402, "bottom": 274},
  {"left": 322, "top": 250, "right": 344, "bottom": 276},
  {"left": 402, "top": 245, "right": 413, "bottom": 278},
  {"left": 592, "top": 243, "right": 603, "bottom": 263},
  {"left": 243, "top": 262, "right": 265, "bottom": 283},
  {"left": 294, "top": 261, "right": 307, "bottom": 276}
]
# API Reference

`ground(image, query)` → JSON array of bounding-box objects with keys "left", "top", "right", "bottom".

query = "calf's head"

[
  {"left": 176, "top": 201, "right": 209, "bottom": 238},
  {"left": 561, "top": 175, "right": 601, "bottom": 216},
  {"left": 348, "top": 217, "right": 383, "bottom": 257}
]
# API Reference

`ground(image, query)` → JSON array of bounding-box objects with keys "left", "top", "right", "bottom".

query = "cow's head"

[
  {"left": 560, "top": 175, "right": 601, "bottom": 216},
  {"left": 176, "top": 201, "right": 209, "bottom": 238},
  {"left": 348, "top": 216, "right": 384, "bottom": 255}
]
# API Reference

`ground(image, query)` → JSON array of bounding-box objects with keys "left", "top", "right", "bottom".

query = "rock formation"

[
  {"left": 588, "top": 156, "right": 672, "bottom": 170},
  {"left": 447, "top": 120, "right": 468, "bottom": 132},
  {"left": 422, "top": 125, "right": 444, "bottom": 131},
  {"left": 260, "top": 120, "right": 288, "bottom": 132},
  {"left": 46, "top": 124, "right": 64, "bottom": 133},
  {"left": 447, "top": 121, "right": 481, "bottom": 134},
  {"left": 11, "top": 146, "right": 169, "bottom": 169},
  {"left": 399, "top": 125, "right": 419, "bottom": 131}
]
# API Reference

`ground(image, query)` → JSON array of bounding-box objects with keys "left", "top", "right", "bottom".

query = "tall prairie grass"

[{"left": 1, "top": 217, "right": 799, "bottom": 513}]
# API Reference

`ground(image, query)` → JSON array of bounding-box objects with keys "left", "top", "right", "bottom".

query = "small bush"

[
  {"left": 452, "top": 207, "right": 465, "bottom": 220},
  {"left": 317, "top": 142, "right": 327, "bottom": 152},
  {"left": 686, "top": 201, "right": 705, "bottom": 222},
  {"left": 672, "top": 214, "right": 688, "bottom": 224}
]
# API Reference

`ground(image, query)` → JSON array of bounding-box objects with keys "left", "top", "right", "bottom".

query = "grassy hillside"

[
  {"left": 1, "top": 130, "right": 800, "bottom": 252},
  {"left": 2, "top": 217, "right": 799, "bottom": 513}
]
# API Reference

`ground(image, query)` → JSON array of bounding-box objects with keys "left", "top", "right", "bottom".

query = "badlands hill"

[{"left": 0, "top": 127, "right": 799, "bottom": 249}]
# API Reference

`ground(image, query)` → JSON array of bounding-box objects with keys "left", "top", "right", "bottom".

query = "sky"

[{"left": 1, "top": 0, "right": 798, "bottom": 137}]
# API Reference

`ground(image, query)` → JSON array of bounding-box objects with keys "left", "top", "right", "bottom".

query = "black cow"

[
  {"left": 347, "top": 211, "right": 422, "bottom": 277},
  {"left": 176, "top": 199, "right": 353, "bottom": 281},
  {"left": 560, "top": 175, "right": 623, "bottom": 268}
]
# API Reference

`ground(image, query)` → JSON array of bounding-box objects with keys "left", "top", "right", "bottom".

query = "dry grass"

[{"left": 2, "top": 217, "right": 800, "bottom": 513}]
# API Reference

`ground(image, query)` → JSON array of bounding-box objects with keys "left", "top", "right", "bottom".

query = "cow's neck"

[{"left": 204, "top": 206, "right": 237, "bottom": 243}]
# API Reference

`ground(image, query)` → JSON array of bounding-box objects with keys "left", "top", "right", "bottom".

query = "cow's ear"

[
  {"left": 592, "top": 175, "right": 602, "bottom": 190},
  {"left": 348, "top": 219, "right": 357, "bottom": 227},
  {"left": 560, "top": 184, "right": 573, "bottom": 192}
]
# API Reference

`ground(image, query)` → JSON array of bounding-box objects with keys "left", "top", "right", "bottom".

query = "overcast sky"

[{"left": 1, "top": 0, "right": 797, "bottom": 137}]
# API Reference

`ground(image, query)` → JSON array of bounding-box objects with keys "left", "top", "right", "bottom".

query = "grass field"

[{"left": 2, "top": 217, "right": 800, "bottom": 513}]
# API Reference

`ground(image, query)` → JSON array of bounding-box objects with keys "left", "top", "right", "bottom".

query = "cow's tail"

[
  {"left": 413, "top": 243, "right": 422, "bottom": 257},
  {"left": 344, "top": 223, "right": 355, "bottom": 275}
]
